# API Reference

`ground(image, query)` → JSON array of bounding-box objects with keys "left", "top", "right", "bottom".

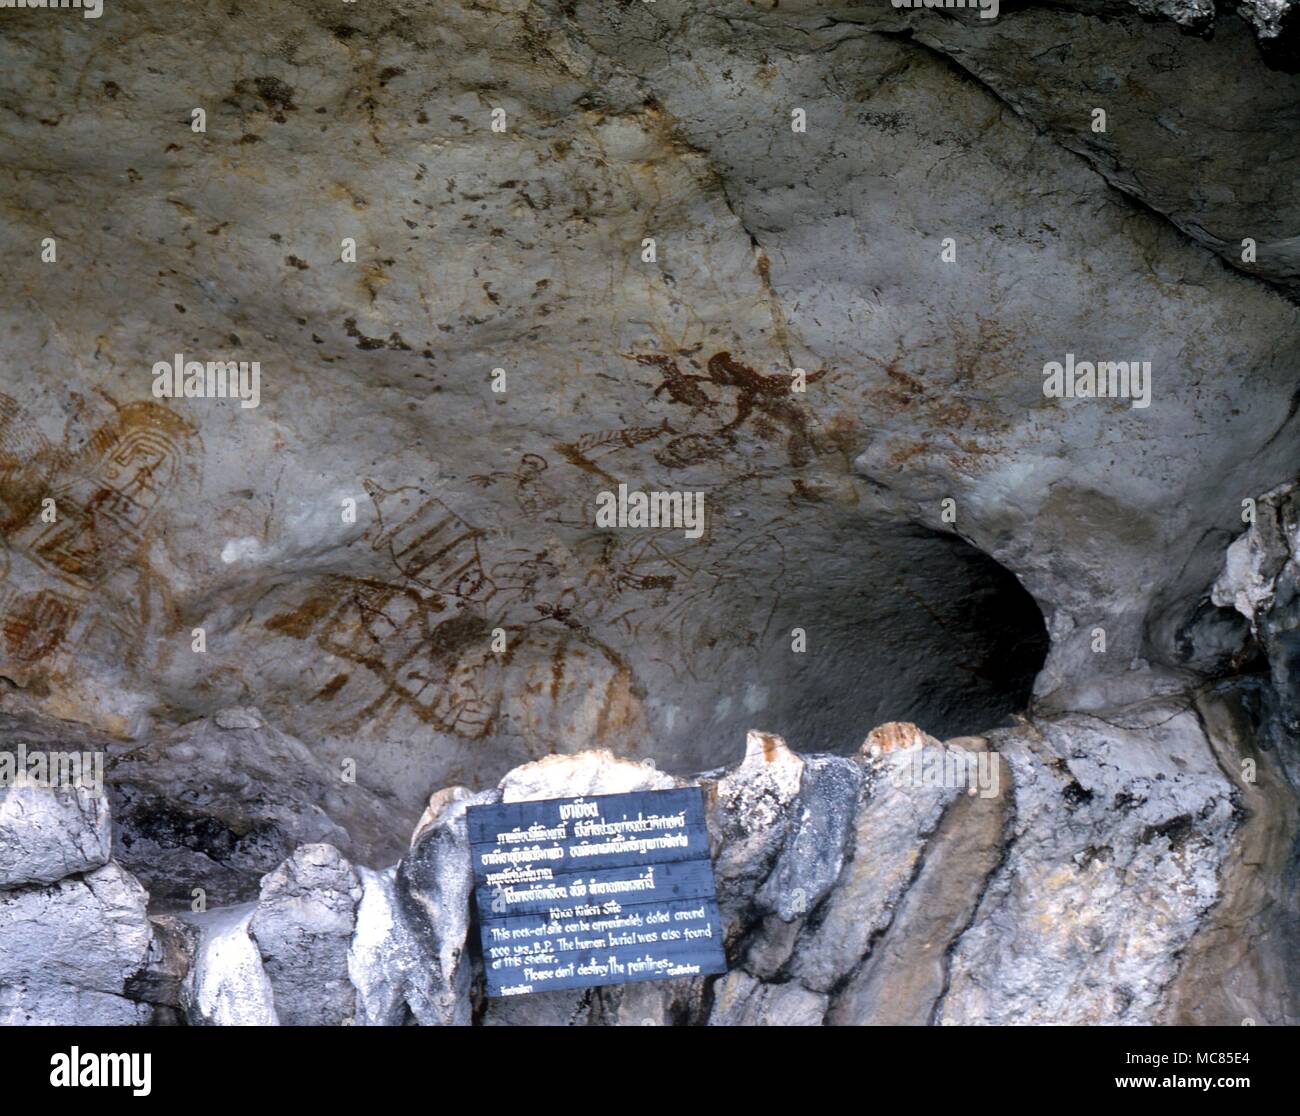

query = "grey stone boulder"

[
  {"left": 497, "top": 750, "right": 677, "bottom": 802},
  {"left": 1214, "top": 481, "right": 1298, "bottom": 631},
  {"left": 141, "top": 704, "right": 1298, "bottom": 1024},
  {"left": 1126, "top": 0, "right": 1217, "bottom": 35},
  {"left": 0, "top": 861, "right": 152, "bottom": 1025},
  {"left": 704, "top": 731, "right": 806, "bottom": 943},
  {"left": 0, "top": 781, "right": 111, "bottom": 890},
  {"left": 739, "top": 751, "right": 861, "bottom": 983},
  {"left": 395, "top": 786, "right": 499, "bottom": 1026},
  {"left": 938, "top": 707, "right": 1237, "bottom": 1024},
  {"left": 1162, "top": 683, "right": 1300, "bottom": 1025},
  {"left": 785, "top": 732, "right": 962, "bottom": 994},
  {"left": 826, "top": 737, "right": 1009, "bottom": 1025},
  {"left": 754, "top": 753, "right": 860, "bottom": 923},
  {"left": 181, "top": 903, "right": 277, "bottom": 1027},
  {"left": 0, "top": 984, "right": 151, "bottom": 1027},
  {"left": 350, "top": 861, "right": 469, "bottom": 1027},
  {"left": 347, "top": 865, "right": 412, "bottom": 1026},
  {"left": 1237, "top": 0, "right": 1300, "bottom": 66},
  {"left": 248, "top": 843, "right": 363, "bottom": 1026}
]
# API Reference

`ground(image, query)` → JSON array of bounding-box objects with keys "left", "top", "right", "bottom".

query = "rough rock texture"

[
  {"left": 248, "top": 843, "right": 363, "bottom": 1026},
  {"left": 937, "top": 709, "right": 1236, "bottom": 1024},
  {"left": 0, "top": 778, "right": 111, "bottom": 889},
  {"left": 127, "top": 913, "right": 199, "bottom": 1025},
  {"left": 1236, "top": 0, "right": 1300, "bottom": 66},
  {"left": 394, "top": 786, "right": 497, "bottom": 1026},
  {"left": 101, "top": 702, "right": 403, "bottom": 905},
  {"left": 782, "top": 743, "right": 963, "bottom": 994},
  {"left": 893, "top": 7, "right": 1300, "bottom": 290},
  {"left": 1214, "top": 480, "right": 1300, "bottom": 752},
  {"left": 0, "top": 861, "right": 152, "bottom": 1025},
  {"left": 105, "top": 708, "right": 404, "bottom": 906},
  {"left": 754, "top": 753, "right": 861, "bottom": 924},
  {"left": 181, "top": 904, "right": 277, "bottom": 1027},
  {"left": 1, "top": 704, "right": 1296, "bottom": 1024},
  {"left": 707, "top": 730, "right": 806, "bottom": 940},
  {"left": 266, "top": 723, "right": 1300, "bottom": 1023},
  {"left": 827, "top": 737, "right": 1007, "bottom": 1025},
  {"left": 708, "top": 970, "right": 827, "bottom": 1027},
  {"left": 1161, "top": 685, "right": 1300, "bottom": 1025},
  {"left": 12, "top": 0, "right": 1297, "bottom": 805},
  {"left": 0, "top": 760, "right": 159, "bottom": 1024},
  {"left": 348, "top": 864, "right": 437, "bottom": 1026}
]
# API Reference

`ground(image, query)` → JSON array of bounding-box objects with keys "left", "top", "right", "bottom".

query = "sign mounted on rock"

[{"left": 468, "top": 787, "right": 727, "bottom": 997}]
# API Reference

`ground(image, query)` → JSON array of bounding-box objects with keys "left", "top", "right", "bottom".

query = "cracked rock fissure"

[{"left": 0, "top": 0, "right": 1297, "bottom": 1026}]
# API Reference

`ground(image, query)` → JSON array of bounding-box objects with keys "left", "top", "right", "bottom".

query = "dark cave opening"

[
  {"left": 924, "top": 528, "right": 1052, "bottom": 723},
  {"left": 716, "top": 524, "right": 1052, "bottom": 757}
]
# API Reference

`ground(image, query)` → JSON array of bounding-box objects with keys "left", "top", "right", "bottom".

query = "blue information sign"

[{"left": 468, "top": 786, "right": 728, "bottom": 997}]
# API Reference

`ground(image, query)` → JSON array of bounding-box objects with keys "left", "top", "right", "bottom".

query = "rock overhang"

[{"left": 0, "top": 0, "right": 1295, "bottom": 814}]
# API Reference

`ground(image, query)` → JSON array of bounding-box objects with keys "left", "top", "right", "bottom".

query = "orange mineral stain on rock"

[{"left": 863, "top": 721, "right": 940, "bottom": 755}]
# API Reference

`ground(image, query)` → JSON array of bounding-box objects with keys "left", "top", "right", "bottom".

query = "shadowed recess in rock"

[{"left": 722, "top": 525, "right": 1049, "bottom": 755}]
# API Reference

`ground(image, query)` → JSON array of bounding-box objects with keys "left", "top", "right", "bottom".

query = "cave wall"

[{"left": 1, "top": 0, "right": 1296, "bottom": 812}]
